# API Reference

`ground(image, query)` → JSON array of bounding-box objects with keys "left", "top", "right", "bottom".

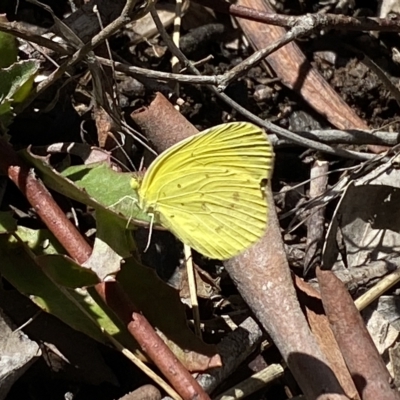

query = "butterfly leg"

[
  {"left": 143, "top": 212, "right": 155, "bottom": 252},
  {"left": 107, "top": 195, "right": 139, "bottom": 228}
]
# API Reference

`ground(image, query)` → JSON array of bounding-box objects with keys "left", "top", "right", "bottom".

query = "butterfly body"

[{"left": 132, "top": 122, "right": 274, "bottom": 260}]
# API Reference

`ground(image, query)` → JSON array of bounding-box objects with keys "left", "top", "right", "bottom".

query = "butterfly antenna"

[
  {"left": 106, "top": 196, "right": 138, "bottom": 230},
  {"left": 144, "top": 212, "right": 154, "bottom": 253},
  {"left": 120, "top": 120, "right": 158, "bottom": 156}
]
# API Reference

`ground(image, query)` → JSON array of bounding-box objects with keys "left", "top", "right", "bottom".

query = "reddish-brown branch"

[
  {"left": 317, "top": 268, "right": 400, "bottom": 400},
  {"left": 97, "top": 283, "right": 210, "bottom": 400},
  {"left": 294, "top": 276, "right": 359, "bottom": 399},
  {"left": 0, "top": 138, "right": 93, "bottom": 263}
]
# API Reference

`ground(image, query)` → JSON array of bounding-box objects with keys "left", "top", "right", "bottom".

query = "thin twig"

[
  {"left": 271, "top": 129, "right": 400, "bottom": 147},
  {"left": 213, "top": 364, "right": 285, "bottom": 400},
  {"left": 355, "top": 268, "right": 400, "bottom": 311},
  {"left": 0, "top": 20, "right": 71, "bottom": 54},
  {"left": 98, "top": 56, "right": 221, "bottom": 84},
  {"left": 304, "top": 158, "right": 329, "bottom": 276},
  {"left": 362, "top": 54, "right": 400, "bottom": 109},
  {"left": 15, "top": 0, "right": 143, "bottom": 113},
  {"left": 192, "top": 0, "right": 400, "bottom": 32},
  {"left": 149, "top": 5, "right": 376, "bottom": 161},
  {"left": 220, "top": 16, "right": 315, "bottom": 87}
]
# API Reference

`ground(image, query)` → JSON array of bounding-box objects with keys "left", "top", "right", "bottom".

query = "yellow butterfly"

[{"left": 131, "top": 122, "right": 274, "bottom": 260}]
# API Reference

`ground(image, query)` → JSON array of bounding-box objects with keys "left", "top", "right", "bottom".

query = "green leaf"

[
  {"left": 20, "top": 148, "right": 151, "bottom": 226},
  {"left": 0, "top": 60, "right": 39, "bottom": 105},
  {"left": 0, "top": 228, "right": 117, "bottom": 344},
  {"left": 62, "top": 163, "right": 147, "bottom": 221},
  {"left": 0, "top": 60, "right": 39, "bottom": 128},
  {"left": 0, "top": 16, "right": 18, "bottom": 68},
  {"left": 13, "top": 74, "right": 35, "bottom": 103},
  {"left": 0, "top": 227, "right": 218, "bottom": 370},
  {"left": 37, "top": 254, "right": 100, "bottom": 288}
]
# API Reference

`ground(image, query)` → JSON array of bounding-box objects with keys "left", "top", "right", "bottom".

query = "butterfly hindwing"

[{"left": 155, "top": 170, "right": 268, "bottom": 259}]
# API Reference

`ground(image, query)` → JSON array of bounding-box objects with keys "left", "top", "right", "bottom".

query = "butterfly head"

[{"left": 130, "top": 176, "right": 141, "bottom": 191}]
